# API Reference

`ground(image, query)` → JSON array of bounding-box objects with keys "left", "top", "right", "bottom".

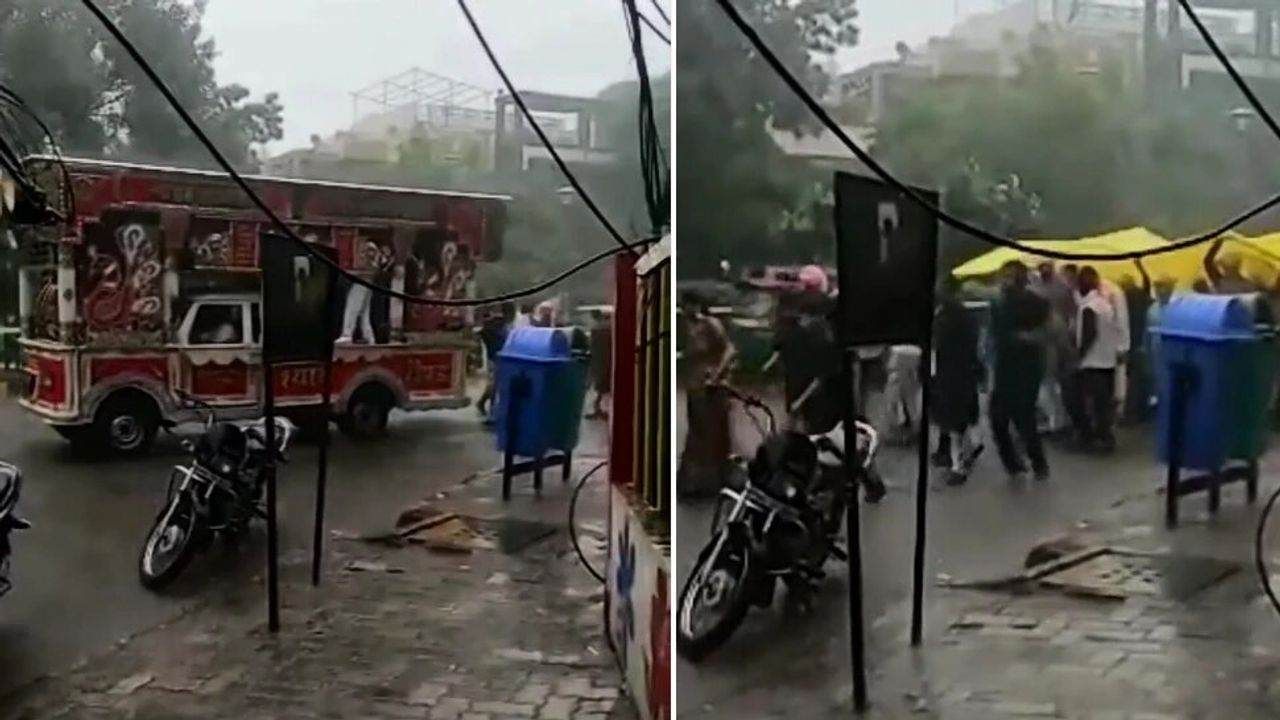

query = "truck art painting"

[{"left": 13, "top": 157, "right": 510, "bottom": 454}]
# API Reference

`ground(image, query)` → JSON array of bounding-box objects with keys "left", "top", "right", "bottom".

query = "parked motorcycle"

[
  {"left": 677, "top": 382, "right": 882, "bottom": 661},
  {"left": 138, "top": 394, "right": 294, "bottom": 590},
  {"left": 0, "top": 461, "right": 31, "bottom": 599}
]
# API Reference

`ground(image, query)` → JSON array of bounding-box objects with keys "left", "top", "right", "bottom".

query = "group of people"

[
  {"left": 932, "top": 258, "right": 1175, "bottom": 486},
  {"left": 933, "top": 235, "right": 1280, "bottom": 485},
  {"left": 678, "top": 241, "right": 1276, "bottom": 500}
]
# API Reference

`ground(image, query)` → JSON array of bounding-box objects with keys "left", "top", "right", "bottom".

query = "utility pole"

[
  {"left": 1144, "top": 0, "right": 1160, "bottom": 103},
  {"left": 1168, "top": 0, "right": 1183, "bottom": 92}
]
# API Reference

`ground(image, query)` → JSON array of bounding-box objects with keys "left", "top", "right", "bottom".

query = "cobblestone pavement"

[
  {"left": 1, "top": 463, "right": 638, "bottom": 720},
  {"left": 852, "top": 481, "right": 1280, "bottom": 719}
]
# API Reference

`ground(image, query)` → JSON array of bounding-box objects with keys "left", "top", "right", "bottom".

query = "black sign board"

[
  {"left": 833, "top": 172, "right": 939, "bottom": 346},
  {"left": 261, "top": 233, "right": 339, "bottom": 364}
]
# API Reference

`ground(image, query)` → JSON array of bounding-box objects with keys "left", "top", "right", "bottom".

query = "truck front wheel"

[
  {"left": 94, "top": 393, "right": 160, "bottom": 456},
  {"left": 339, "top": 385, "right": 392, "bottom": 440}
]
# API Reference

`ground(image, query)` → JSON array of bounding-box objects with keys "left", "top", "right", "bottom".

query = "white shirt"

[
  {"left": 1078, "top": 290, "right": 1120, "bottom": 370},
  {"left": 1101, "top": 280, "right": 1130, "bottom": 355}
]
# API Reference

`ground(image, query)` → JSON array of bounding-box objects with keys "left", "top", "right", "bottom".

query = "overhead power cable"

[
  {"left": 454, "top": 0, "right": 638, "bottom": 256},
  {"left": 637, "top": 10, "right": 671, "bottom": 45},
  {"left": 1176, "top": 0, "right": 1280, "bottom": 145},
  {"left": 649, "top": 0, "right": 670, "bottom": 27},
  {"left": 0, "top": 85, "right": 72, "bottom": 224},
  {"left": 711, "top": 0, "right": 1280, "bottom": 262},
  {"left": 77, "top": 0, "right": 644, "bottom": 307},
  {"left": 622, "top": 0, "right": 671, "bottom": 233}
]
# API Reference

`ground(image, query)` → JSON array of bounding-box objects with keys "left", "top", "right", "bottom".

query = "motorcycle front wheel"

[
  {"left": 677, "top": 528, "right": 752, "bottom": 661},
  {"left": 138, "top": 493, "right": 201, "bottom": 590}
]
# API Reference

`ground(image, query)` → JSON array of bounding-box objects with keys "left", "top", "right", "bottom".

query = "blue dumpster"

[
  {"left": 494, "top": 326, "right": 588, "bottom": 458},
  {"left": 1155, "top": 294, "right": 1275, "bottom": 471}
]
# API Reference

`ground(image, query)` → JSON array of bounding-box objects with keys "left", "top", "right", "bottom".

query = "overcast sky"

[
  {"left": 201, "top": 0, "right": 671, "bottom": 152},
  {"left": 200, "top": 1, "right": 1007, "bottom": 152},
  {"left": 838, "top": 0, "right": 1003, "bottom": 70}
]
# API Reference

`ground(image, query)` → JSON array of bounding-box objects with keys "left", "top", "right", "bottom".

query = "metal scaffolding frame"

[{"left": 349, "top": 67, "right": 497, "bottom": 130}]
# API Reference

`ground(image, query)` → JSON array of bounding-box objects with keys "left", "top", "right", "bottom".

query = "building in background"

[
  {"left": 836, "top": 0, "right": 1280, "bottom": 125},
  {"left": 494, "top": 90, "right": 616, "bottom": 173},
  {"left": 263, "top": 67, "right": 614, "bottom": 182}
]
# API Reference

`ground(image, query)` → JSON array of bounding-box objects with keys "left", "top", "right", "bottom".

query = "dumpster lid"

[
  {"left": 498, "top": 326, "right": 573, "bottom": 362},
  {"left": 1157, "top": 293, "right": 1257, "bottom": 341}
]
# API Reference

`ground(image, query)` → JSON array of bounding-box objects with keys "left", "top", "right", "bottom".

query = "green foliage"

[
  {"left": 0, "top": 0, "right": 282, "bottom": 167},
  {"left": 677, "top": 0, "right": 859, "bottom": 276},
  {"left": 875, "top": 44, "right": 1280, "bottom": 267}
]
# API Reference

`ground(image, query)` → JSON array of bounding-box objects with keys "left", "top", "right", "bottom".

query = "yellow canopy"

[
  {"left": 952, "top": 227, "right": 1280, "bottom": 291},
  {"left": 1232, "top": 232, "right": 1280, "bottom": 287},
  {"left": 952, "top": 227, "right": 1169, "bottom": 286}
]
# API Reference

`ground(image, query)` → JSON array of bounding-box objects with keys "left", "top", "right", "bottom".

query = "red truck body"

[{"left": 15, "top": 157, "right": 510, "bottom": 452}]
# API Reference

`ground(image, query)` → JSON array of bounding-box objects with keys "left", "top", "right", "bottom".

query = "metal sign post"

[
  {"left": 312, "top": 269, "right": 339, "bottom": 586},
  {"left": 260, "top": 233, "right": 341, "bottom": 615},
  {"left": 260, "top": 249, "right": 281, "bottom": 633},
  {"left": 833, "top": 172, "right": 940, "bottom": 712}
]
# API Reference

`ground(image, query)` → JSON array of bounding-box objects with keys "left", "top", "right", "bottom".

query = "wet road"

[
  {"left": 675, "top": 384, "right": 1170, "bottom": 715},
  {"left": 0, "top": 394, "right": 517, "bottom": 697}
]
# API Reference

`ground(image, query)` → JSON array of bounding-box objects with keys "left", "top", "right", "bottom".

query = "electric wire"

[
  {"left": 454, "top": 0, "right": 638, "bottom": 257},
  {"left": 1177, "top": 0, "right": 1280, "bottom": 147},
  {"left": 569, "top": 460, "right": 609, "bottom": 583},
  {"left": 1256, "top": 482, "right": 1280, "bottom": 619},
  {"left": 77, "top": 0, "right": 645, "bottom": 308},
  {"left": 637, "top": 9, "right": 671, "bottom": 45},
  {"left": 622, "top": 0, "right": 671, "bottom": 234},
  {"left": 711, "top": 0, "right": 1280, "bottom": 262},
  {"left": 649, "top": 0, "right": 670, "bottom": 27},
  {"left": 0, "top": 84, "right": 71, "bottom": 223}
]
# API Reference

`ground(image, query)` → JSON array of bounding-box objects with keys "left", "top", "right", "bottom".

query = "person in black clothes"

[
  {"left": 1119, "top": 264, "right": 1152, "bottom": 423},
  {"left": 931, "top": 277, "right": 985, "bottom": 485},
  {"left": 989, "top": 261, "right": 1051, "bottom": 481},
  {"left": 774, "top": 284, "right": 887, "bottom": 503},
  {"left": 476, "top": 302, "right": 513, "bottom": 422}
]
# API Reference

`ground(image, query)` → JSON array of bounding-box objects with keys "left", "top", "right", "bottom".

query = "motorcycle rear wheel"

[
  {"left": 677, "top": 529, "right": 752, "bottom": 661},
  {"left": 139, "top": 494, "right": 201, "bottom": 590}
]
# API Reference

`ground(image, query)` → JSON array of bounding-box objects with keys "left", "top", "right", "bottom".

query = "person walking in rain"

[
  {"left": 1146, "top": 275, "right": 1177, "bottom": 411},
  {"left": 678, "top": 293, "right": 736, "bottom": 498},
  {"left": 931, "top": 276, "right": 985, "bottom": 485},
  {"left": 989, "top": 261, "right": 1051, "bottom": 481},
  {"left": 1076, "top": 266, "right": 1121, "bottom": 452}
]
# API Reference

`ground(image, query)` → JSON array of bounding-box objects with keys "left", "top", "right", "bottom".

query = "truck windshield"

[{"left": 191, "top": 304, "right": 244, "bottom": 345}]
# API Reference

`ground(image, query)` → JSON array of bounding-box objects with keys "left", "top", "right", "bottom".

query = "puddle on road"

[
  {"left": 354, "top": 502, "right": 560, "bottom": 555},
  {"left": 1038, "top": 551, "right": 1239, "bottom": 601}
]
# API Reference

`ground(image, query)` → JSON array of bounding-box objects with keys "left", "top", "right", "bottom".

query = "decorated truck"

[{"left": 13, "top": 156, "right": 509, "bottom": 454}]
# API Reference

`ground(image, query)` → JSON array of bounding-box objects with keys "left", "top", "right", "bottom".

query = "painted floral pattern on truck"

[{"left": 80, "top": 218, "right": 163, "bottom": 344}]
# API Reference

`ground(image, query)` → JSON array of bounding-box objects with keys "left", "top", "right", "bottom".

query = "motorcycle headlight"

[{"left": 782, "top": 478, "right": 800, "bottom": 500}]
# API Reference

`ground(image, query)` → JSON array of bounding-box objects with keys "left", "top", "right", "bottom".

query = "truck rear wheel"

[
  {"left": 339, "top": 385, "right": 392, "bottom": 440},
  {"left": 94, "top": 393, "right": 160, "bottom": 456}
]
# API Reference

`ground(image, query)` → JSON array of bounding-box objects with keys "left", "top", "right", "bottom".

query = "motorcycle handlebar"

[{"left": 705, "top": 381, "right": 776, "bottom": 435}]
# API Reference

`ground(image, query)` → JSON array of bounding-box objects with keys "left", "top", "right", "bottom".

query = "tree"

[
  {"left": 0, "top": 0, "right": 282, "bottom": 168},
  {"left": 677, "top": 0, "right": 859, "bottom": 276},
  {"left": 873, "top": 43, "right": 1280, "bottom": 267}
]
